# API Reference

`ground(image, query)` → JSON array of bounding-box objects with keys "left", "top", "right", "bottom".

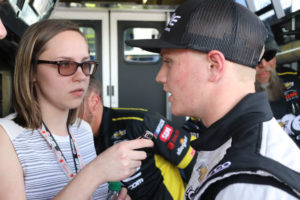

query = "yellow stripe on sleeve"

[
  {"left": 177, "top": 146, "right": 195, "bottom": 169},
  {"left": 278, "top": 72, "right": 298, "bottom": 76},
  {"left": 112, "top": 117, "right": 144, "bottom": 122},
  {"left": 112, "top": 107, "right": 148, "bottom": 111}
]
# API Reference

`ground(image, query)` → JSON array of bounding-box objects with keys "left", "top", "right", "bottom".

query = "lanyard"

[{"left": 39, "top": 122, "right": 85, "bottom": 179}]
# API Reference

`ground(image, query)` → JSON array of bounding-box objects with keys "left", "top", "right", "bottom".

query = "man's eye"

[{"left": 163, "top": 59, "right": 170, "bottom": 64}]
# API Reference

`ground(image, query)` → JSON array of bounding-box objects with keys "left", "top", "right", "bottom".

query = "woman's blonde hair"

[{"left": 13, "top": 19, "right": 86, "bottom": 129}]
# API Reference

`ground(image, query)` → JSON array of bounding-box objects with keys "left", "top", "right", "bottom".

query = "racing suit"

[
  {"left": 182, "top": 117, "right": 205, "bottom": 139},
  {"left": 271, "top": 67, "right": 300, "bottom": 147},
  {"left": 185, "top": 92, "right": 300, "bottom": 200},
  {"left": 94, "top": 107, "right": 197, "bottom": 200}
]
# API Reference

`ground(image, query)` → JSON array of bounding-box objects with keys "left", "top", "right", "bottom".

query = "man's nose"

[
  {"left": 258, "top": 59, "right": 267, "bottom": 68},
  {"left": 156, "top": 65, "right": 167, "bottom": 84}
]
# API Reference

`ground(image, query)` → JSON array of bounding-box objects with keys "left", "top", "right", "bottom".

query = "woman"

[{"left": 0, "top": 19, "right": 153, "bottom": 199}]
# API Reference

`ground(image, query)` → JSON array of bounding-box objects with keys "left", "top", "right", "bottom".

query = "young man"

[
  {"left": 126, "top": 0, "right": 300, "bottom": 199},
  {"left": 79, "top": 76, "right": 197, "bottom": 200},
  {"left": 256, "top": 23, "right": 300, "bottom": 147}
]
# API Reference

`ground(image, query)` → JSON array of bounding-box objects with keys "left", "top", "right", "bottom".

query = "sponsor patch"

[
  {"left": 284, "top": 90, "right": 298, "bottom": 101},
  {"left": 207, "top": 161, "right": 231, "bottom": 179},
  {"left": 128, "top": 178, "right": 144, "bottom": 190},
  {"left": 177, "top": 136, "right": 187, "bottom": 155},
  {"left": 167, "top": 129, "right": 180, "bottom": 150},
  {"left": 159, "top": 124, "right": 173, "bottom": 142},
  {"left": 155, "top": 119, "right": 165, "bottom": 137},
  {"left": 197, "top": 164, "right": 208, "bottom": 181},
  {"left": 112, "top": 130, "right": 126, "bottom": 139},
  {"left": 171, "top": 130, "right": 179, "bottom": 143},
  {"left": 167, "top": 142, "right": 175, "bottom": 150},
  {"left": 284, "top": 81, "right": 294, "bottom": 89}
]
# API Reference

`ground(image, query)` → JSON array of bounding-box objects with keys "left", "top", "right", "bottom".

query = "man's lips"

[
  {"left": 257, "top": 70, "right": 270, "bottom": 77},
  {"left": 167, "top": 92, "right": 173, "bottom": 102}
]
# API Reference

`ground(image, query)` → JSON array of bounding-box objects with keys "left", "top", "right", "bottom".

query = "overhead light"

[
  {"left": 85, "top": 3, "right": 96, "bottom": 8},
  {"left": 143, "top": 0, "right": 148, "bottom": 5}
]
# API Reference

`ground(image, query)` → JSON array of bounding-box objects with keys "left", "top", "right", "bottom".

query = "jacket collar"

[{"left": 191, "top": 92, "right": 273, "bottom": 151}]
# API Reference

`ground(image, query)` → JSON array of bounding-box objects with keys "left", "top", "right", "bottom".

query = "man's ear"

[
  {"left": 88, "top": 91, "right": 101, "bottom": 113},
  {"left": 207, "top": 50, "right": 226, "bottom": 82}
]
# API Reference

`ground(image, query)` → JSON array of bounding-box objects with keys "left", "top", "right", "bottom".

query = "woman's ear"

[{"left": 207, "top": 50, "right": 226, "bottom": 82}]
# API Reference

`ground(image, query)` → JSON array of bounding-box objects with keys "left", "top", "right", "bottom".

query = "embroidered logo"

[
  {"left": 197, "top": 165, "right": 208, "bottom": 181},
  {"left": 177, "top": 136, "right": 187, "bottom": 155},
  {"left": 159, "top": 124, "right": 173, "bottom": 142},
  {"left": 123, "top": 167, "right": 144, "bottom": 190},
  {"left": 278, "top": 113, "right": 295, "bottom": 136},
  {"left": 164, "top": 13, "right": 181, "bottom": 32},
  {"left": 155, "top": 119, "right": 165, "bottom": 137},
  {"left": 290, "top": 116, "right": 300, "bottom": 141},
  {"left": 112, "top": 130, "right": 126, "bottom": 139},
  {"left": 284, "top": 89, "right": 298, "bottom": 101},
  {"left": 167, "top": 129, "right": 180, "bottom": 150},
  {"left": 128, "top": 178, "right": 144, "bottom": 189},
  {"left": 284, "top": 81, "right": 294, "bottom": 90},
  {"left": 207, "top": 161, "right": 231, "bottom": 179},
  {"left": 185, "top": 186, "right": 201, "bottom": 200}
]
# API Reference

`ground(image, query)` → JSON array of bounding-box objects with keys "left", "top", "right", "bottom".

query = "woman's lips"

[{"left": 70, "top": 88, "right": 84, "bottom": 97}]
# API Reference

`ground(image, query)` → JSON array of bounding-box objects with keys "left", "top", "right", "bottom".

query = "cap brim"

[
  {"left": 265, "top": 40, "right": 281, "bottom": 52},
  {"left": 125, "top": 39, "right": 186, "bottom": 53}
]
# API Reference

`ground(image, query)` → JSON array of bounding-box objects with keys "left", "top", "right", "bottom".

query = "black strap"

[
  {"left": 200, "top": 151, "right": 300, "bottom": 199},
  {"left": 202, "top": 174, "right": 298, "bottom": 199},
  {"left": 43, "top": 122, "right": 79, "bottom": 173}
]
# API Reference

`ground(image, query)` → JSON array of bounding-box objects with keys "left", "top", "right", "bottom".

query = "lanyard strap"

[{"left": 39, "top": 122, "right": 85, "bottom": 179}]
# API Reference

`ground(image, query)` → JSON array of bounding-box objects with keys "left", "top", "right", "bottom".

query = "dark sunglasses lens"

[{"left": 263, "top": 51, "right": 276, "bottom": 61}]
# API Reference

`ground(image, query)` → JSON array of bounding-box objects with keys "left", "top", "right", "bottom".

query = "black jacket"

[
  {"left": 94, "top": 107, "right": 197, "bottom": 200},
  {"left": 271, "top": 67, "right": 300, "bottom": 147}
]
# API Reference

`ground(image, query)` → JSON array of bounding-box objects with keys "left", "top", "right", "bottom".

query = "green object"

[{"left": 108, "top": 181, "right": 121, "bottom": 191}]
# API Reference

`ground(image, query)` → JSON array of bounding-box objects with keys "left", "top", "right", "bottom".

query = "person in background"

[
  {"left": 255, "top": 22, "right": 300, "bottom": 147},
  {"left": 79, "top": 75, "right": 197, "bottom": 200},
  {"left": 182, "top": 117, "right": 206, "bottom": 138},
  {"left": 0, "top": 0, "right": 6, "bottom": 40},
  {"left": 0, "top": 19, "right": 153, "bottom": 200},
  {"left": 0, "top": 17, "right": 7, "bottom": 39},
  {"left": 126, "top": 0, "right": 300, "bottom": 199}
]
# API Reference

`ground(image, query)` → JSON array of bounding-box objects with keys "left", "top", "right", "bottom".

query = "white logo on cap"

[{"left": 165, "top": 13, "right": 181, "bottom": 32}]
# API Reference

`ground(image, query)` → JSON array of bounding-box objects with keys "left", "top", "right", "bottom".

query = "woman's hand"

[
  {"left": 94, "top": 138, "right": 154, "bottom": 182},
  {"left": 117, "top": 187, "right": 131, "bottom": 200}
]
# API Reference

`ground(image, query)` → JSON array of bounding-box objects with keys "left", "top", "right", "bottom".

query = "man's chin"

[{"left": 171, "top": 106, "right": 185, "bottom": 117}]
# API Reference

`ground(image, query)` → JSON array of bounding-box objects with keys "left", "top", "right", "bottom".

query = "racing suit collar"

[{"left": 191, "top": 92, "right": 273, "bottom": 151}]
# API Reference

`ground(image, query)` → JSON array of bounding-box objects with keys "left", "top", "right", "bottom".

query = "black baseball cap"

[
  {"left": 264, "top": 22, "right": 281, "bottom": 53},
  {"left": 126, "top": 0, "right": 268, "bottom": 68}
]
